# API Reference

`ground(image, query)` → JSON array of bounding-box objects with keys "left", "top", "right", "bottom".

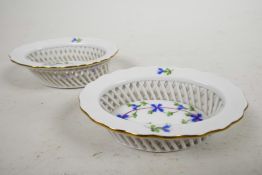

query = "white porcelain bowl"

[
  {"left": 9, "top": 37, "right": 118, "bottom": 88},
  {"left": 80, "top": 66, "right": 248, "bottom": 152}
]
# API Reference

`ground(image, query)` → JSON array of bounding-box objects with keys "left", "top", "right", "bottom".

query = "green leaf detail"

[
  {"left": 148, "top": 110, "right": 153, "bottom": 114},
  {"left": 165, "top": 68, "right": 172, "bottom": 75},
  {"left": 140, "top": 101, "right": 148, "bottom": 106},
  {"left": 167, "top": 111, "right": 174, "bottom": 116},
  {"left": 189, "top": 105, "right": 195, "bottom": 111},
  {"left": 132, "top": 112, "right": 137, "bottom": 118},
  {"left": 154, "top": 128, "right": 160, "bottom": 132},
  {"left": 76, "top": 38, "right": 82, "bottom": 42},
  {"left": 150, "top": 125, "right": 156, "bottom": 131},
  {"left": 174, "top": 102, "right": 180, "bottom": 106},
  {"left": 127, "top": 103, "right": 132, "bottom": 107},
  {"left": 181, "top": 119, "right": 189, "bottom": 124},
  {"left": 185, "top": 112, "right": 191, "bottom": 116},
  {"left": 150, "top": 125, "right": 161, "bottom": 132}
]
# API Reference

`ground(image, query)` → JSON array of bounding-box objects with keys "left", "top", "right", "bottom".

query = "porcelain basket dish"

[
  {"left": 9, "top": 37, "right": 118, "bottom": 88},
  {"left": 80, "top": 66, "right": 247, "bottom": 152}
]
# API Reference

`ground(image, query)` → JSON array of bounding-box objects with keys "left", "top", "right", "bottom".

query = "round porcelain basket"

[
  {"left": 9, "top": 37, "right": 118, "bottom": 88},
  {"left": 80, "top": 66, "right": 247, "bottom": 152}
]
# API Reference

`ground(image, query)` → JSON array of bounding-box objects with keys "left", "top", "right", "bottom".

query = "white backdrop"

[{"left": 0, "top": 0, "right": 261, "bottom": 174}]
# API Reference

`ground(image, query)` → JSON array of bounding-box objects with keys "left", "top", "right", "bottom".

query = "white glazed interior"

[
  {"left": 80, "top": 66, "right": 247, "bottom": 137},
  {"left": 100, "top": 79, "right": 224, "bottom": 120},
  {"left": 80, "top": 67, "right": 247, "bottom": 152},
  {"left": 99, "top": 79, "right": 223, "bottom": 152},
  {"left": 97, "top": 79, "right": 224, "bottom": 152}
]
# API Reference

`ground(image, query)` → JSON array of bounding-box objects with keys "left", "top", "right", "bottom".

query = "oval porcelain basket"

[
  {"left": 9, "top": 37, "right": 118, "bottom": 88},
  {"left": 80, "top": 66, "right": 247, "bottom": 152}
]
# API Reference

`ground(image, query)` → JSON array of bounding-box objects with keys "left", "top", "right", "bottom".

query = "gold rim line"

[
  {"left": 79, "top": 103, "right": 248, "bottom": 140},
  {"left": 9, "top": 49, "right": 119, "bottom": 69}
]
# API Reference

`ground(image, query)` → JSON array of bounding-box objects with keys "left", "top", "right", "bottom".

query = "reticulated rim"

[
  {"left": 79, "top": 66, "right": 248, "bottom": 138},
  {"left": 9, "top": 37, "right": 118, "bottom": 69}
]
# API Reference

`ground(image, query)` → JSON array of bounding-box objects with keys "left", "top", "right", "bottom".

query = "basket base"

[
  {"left": 109, "top": 131, "right": 208, "bottom": 152},
  {"left": 29, "top": 63, "right": 109, "bottom": 88}
]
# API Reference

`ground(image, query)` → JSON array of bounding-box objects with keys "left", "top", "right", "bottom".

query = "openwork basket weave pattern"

[
  {"left": 30, "top": 62, "right": 109, "bottom": 88},
  {"left": 10, "top": 38, "right": 118, "bottom": 88},
  {"left": 26, "top": 46, "right": 106, "bottom": 65},
  {"left": 109, "top": 131, "right": 208, "bottom": 152},
  {"left": 100, "top": 80, "right": 224, "bottom": 117},
  {"left": 80, "top": 67, "right": 247, "bottom": 152},
  {"left": 99, "top": 80, "right": 222, "bottom": 152}
]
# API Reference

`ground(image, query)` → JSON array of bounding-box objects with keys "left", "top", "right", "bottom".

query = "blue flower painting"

[
  {"left": 177, "top": 104, "right": 185, "bottom": 110},
  {"left": 151, "top": 104, "right": 164, "bottom": 112},
  {"left": 161, "top": 124, "right": 171, "bottom": 132},
  {"left": 157, "top": 68, "right": 172, "bottom": 75},
  {"left": 71, "top": 37, "right": 81, "bottom": 43},
  {"left": 116, "top": 114, "right": 129, "bottom": 120},
  {"left": 190, "top": 113, "right": 203, "bottom": 122}
]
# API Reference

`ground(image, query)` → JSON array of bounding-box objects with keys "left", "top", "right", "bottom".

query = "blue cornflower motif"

[
  {"left": 71, "top": 38, "right": 77, "bottom": 43},
  {"left": 131, "top": 104, "right": 139, "bottom": 110},
  {"left": 177, "top": 104, "right": 185, "bottom": 110},
  {"left": 162, "top": 124, "right": 171, "bottom": 132},
  {"left": 190, "top": 113, "right": 203, "bottom": 122},
  {"left": 151, "top": 104, "right": 164, "bottom": 112},
  {"left": 157, "top": 68, "right": 165, "bottom": 74},
  {"left": 157, "top": 68, "right": 172, "bottom": 75},
  {"left": 71, "top": 37, "right": 81, "bottom": 43},
  {"left": 116, "top": 114, "right": 129, "bottom": 119}
]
